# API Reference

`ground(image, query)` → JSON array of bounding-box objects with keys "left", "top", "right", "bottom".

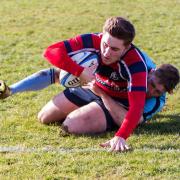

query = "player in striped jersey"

[{"left": 39, "top": 17, "right": 150, "bottom": 151}]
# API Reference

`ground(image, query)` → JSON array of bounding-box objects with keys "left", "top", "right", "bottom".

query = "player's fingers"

[
  {"left": 100, "top": 141, "right": 110, "bottom": 148},
  {"left": 120, "top": 143, "right": 125, "bottom": 152},
  {"left": 80, "top": 80, "right": 90, "bottom": 86},
  {"left": 91, "top": 62, "right": 98, "bottom": 67},
  {"left": 83, "top": 82, "right": 95, "bottom": 90},
  {"left": 114, "top": 142, "right": 120, "bottom": 152},
  {"left": 91, "top": 79, "right": 96, "bottom": 84},
  {"left": 83, "top": 81, "right": 96, "bottom": 90},
  {"left": 90, "top": 63, "right": 98, "bottom": 73},
  {"left": 125, "top": 144, "right": 130, "bottom": 150},
  {"left": 108, "top": 142, "right": 116, "bottom": 152},
  {"left": 82, "top": 85, "right": 88, "bottom": 89}
]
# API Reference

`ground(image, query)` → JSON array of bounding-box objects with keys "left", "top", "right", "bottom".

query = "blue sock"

[{"left": 10, "top": 68, "right": 56, "bottom": 95}]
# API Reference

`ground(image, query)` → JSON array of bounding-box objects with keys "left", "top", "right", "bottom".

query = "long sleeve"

[
  {"left": 115, "top": 47, "right": 148, "bottom": 139},
  {"left": 43, "top": 33, "right": 101, "bottom": 76}
]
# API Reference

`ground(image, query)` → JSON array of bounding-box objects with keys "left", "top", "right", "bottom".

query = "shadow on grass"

[
  {"left": 57, "top": 113, "right": 180, "bottom": 139},
  {"left": 135, "top": 113, "right": 180, "bottom": 135}
]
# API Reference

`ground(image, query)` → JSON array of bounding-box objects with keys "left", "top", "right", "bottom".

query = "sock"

[{"left": 10, "top": 68, "right": 56, "bottom": 95}]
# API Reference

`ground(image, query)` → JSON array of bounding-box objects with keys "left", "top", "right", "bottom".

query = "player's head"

[
  {"left": 103, "top": 17, "right": 135, "bottom": 46},
  {"left": 147, "top": 64, "right": 179, "bottom": 97},
  {"left": 100, "top": 17, "right": 135, "bottom": 65}
]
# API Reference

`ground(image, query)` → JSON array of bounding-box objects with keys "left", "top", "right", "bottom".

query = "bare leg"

[
  {"left": 38, "top": 92, "right": 78, "bottom": 124},
  {"left": 63, "top": 102, "right": 107, "bottom": 134}
]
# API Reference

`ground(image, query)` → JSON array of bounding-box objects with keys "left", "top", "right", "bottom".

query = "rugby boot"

[{"left": 0, "top": 80, "right": 11, "bottom": 99}]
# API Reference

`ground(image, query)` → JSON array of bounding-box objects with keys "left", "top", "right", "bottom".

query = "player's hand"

[
  {"left": 79, "top": 64, "right": 98, "bottom": 85},
  {"left": 100, "top": 136, "right": 130, "bottom": 152}
]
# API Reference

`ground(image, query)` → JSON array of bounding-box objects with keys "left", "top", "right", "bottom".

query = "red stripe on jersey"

[
  {"left": 131, "top": 72, "right": 147, "bottom": 87},
  {"left": 68, "top": 35, "right": 84, "bottom": 51},
  {"left": 124, "top": 48, "right": 143, "bottom": 66},
  {"left": 92, "top": 33, "right": 102, "bottom": 50}
]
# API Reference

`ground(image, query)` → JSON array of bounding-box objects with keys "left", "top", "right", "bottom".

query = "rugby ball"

[{"left": 60, "top": 51, "right": 99, "bottom": 88}]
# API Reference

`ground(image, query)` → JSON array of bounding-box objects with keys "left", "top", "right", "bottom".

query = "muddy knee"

[
  {"left": 61, "top": 123, "right": 70, "bottom": 134},
  {"left": 62, "top": 116, "right": 79, "bottom": 134}
]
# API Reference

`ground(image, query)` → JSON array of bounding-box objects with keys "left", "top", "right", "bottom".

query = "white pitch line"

[{"left": 0, "top": 146, "right": 179, "bottom": 153}]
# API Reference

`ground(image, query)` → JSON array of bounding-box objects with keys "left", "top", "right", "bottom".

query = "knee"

[
  {"left": 62, "top": 116, "right": 79, "bottom": 134},
  {"left": 61, "top": 123, "right": 70, "bottom": 134},
  {"left": 37, "top": 110, "right": 49, "bottom": 124}
]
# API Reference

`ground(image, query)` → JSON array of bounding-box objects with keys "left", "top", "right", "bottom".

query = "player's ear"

[{"left": 148, "top": 69, "right": 156, "bottom": 79}]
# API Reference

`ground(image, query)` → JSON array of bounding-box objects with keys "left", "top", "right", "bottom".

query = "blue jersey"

[
  {"left": 143, "top": 93, "right": 166, "bottom": 122},
  {"left": 140, "top": 51, "right": 166, "bottom": 122}
]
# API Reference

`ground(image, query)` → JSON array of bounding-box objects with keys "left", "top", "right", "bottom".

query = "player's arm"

[
  {"left": 99, "top": 91, "right": 144, "bottom": 125},
  {"left": 88, "top": 81, "right": 144, "bottom": 124},
  {"left": 100, "top": 91, "right": 146, "bottom": 152},
  {"left": 88, "top": 82, "right": 127, "bottom": 122},
  {"left": 43, "top": 33, "right": 101, "bottom": 80},
  {"left": 99, "top": 89, "right": 165, "bottom": 125},
  {"left": 101, "top": 55, "right": 147, "bottom": 152}
]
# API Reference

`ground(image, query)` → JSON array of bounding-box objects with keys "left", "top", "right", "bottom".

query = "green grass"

[{"left": 0, "top": 0, "right": 179, "bottom": 179}]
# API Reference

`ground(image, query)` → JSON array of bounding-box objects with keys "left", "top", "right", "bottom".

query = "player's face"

[
  {"left": 147, "top": 73, "right": 166, "bottom": 97},
  {"left": 100, "top": 32, "right": 129, "bottom": 65}
]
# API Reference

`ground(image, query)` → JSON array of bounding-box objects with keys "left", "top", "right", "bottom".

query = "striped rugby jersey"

[{"left": 44, "top": 33, "right": 148, "bottom": 139}]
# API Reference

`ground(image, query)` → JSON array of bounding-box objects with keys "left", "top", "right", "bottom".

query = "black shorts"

[{"left": 63, "top": 87, "right": 118, "bottom": 131}]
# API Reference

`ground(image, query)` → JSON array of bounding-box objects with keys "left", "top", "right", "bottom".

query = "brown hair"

[
  {"left": 103, "top": 17, "right": 135, "bottom": 46},
  {"left": 155, "top": 64, "right": 179, "bottom": 93}
]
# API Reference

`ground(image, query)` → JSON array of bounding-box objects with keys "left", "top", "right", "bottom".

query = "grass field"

[{"left": 0, "top": 0, "right": 180, "bottom": 179}]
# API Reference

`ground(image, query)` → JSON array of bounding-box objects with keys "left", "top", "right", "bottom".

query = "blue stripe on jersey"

[
  {"left": 81, "top": 34, "right": 93, "bottom": 48},
  {"left": 119, "top": 61, "right": 129, "bottom": 80},
  {"left": 131, "top": 86, "right": 146, "bottom": 91},
  {"left": 129, "top": 61, "right": 147, "bottom": 74},
  {"left": 64, "top": 40, "right": 72, "bottom": 53}
]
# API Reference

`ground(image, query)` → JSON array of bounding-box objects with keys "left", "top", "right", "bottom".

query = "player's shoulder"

[
  {"left": 122, "top": 44, "right": 147, "bottom": 65},
  {"left": 121, "top": 48, "right": 148, "bottom": 73},
  {"left": 78, "top": 32, "right": 102, "bottom": 38}
]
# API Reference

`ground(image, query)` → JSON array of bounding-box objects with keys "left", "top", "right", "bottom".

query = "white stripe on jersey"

[
  {"left": 134, "top": 49, "right": 148, "bottom": 92},
  {"left": 120, "top": 60, "right": 132, "bottom": 91},
  {"left": 118, "top": 62, "right": 127, "bottom": 81}
]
